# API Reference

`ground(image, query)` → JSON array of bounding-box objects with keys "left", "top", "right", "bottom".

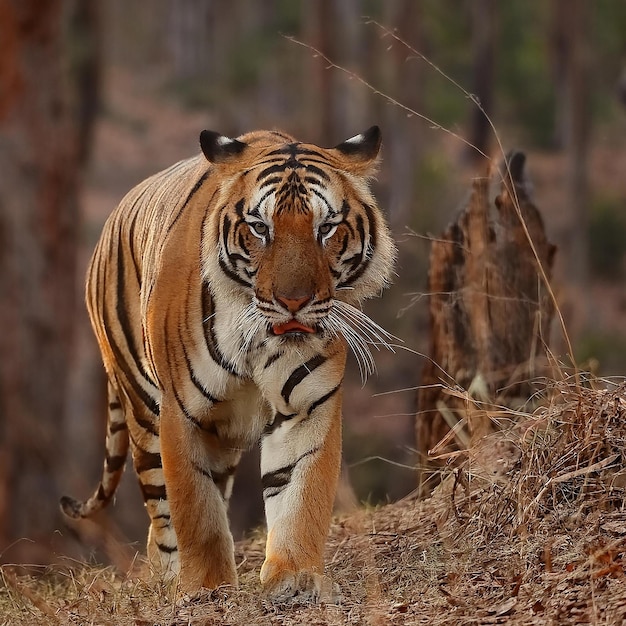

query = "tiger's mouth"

[{"left": 271, "top": 320, "right": 317, "bottom": 336}]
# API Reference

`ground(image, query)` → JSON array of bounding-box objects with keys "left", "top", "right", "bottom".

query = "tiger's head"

[{"left": 201, "top": 127, "right": 396, "bottom": 375}]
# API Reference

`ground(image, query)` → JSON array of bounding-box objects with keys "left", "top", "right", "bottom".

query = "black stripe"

[
  {"left": 261, "top": 447, "right": 320, "bottom": 498},
  {"left": 128, "top": 431, "right": 160, "bottom": 462},
  {"left": 192, "top": 462, "right": 236, "bottom": 498},
  {"left": 310, "top": 187, "right": 333, "bottom": 212},
  {"left": 140, "top": 483, "right": 167, "bottom": 502},
  {"left": 254, "top": 151, "right": 291, "bottom": 163},
  {"left": 131, "top": 411, "right": 160, "bottom": 436},
  {"left": 160, "top": 308, "right": 219, "bottom": 429},
  {"left": 261, "top": 466, "right": 293, "bottom": 495},
  {"left": 126, "top": 204, "right": 143, "bottom": 287},
  {"left": 339, "top": 199, "right": 351, "bottom": 218},
  {"left": 263, "top": 412, "right": 297, "bottom": 435},
  {"left": 307, "top": 382, "right": 341, "bottom": 416},
  {"left": 338, "top": 249, "right": 372, "bottom": 288},
  {"left": 178, "top": 317, "right": 219, "bottom": 404},
  {"left": 303, "top": 175, "right": 323, "bottom": 186},
  {"left": 105, "top": 453, "right": 126, "bottom": 472},
  {"left": 264, "top": 351, "right": 283, "bottom": 369},
  {"left": 281, "top": 355, "right": 327, "bottom": 404},
  {"left": 108, "top": 400, "right": 122, "bottom": 411},
  {"left": 222, "top": 215, "right": 250, "bottom": 267},
  {"left": 349, "top": 215, "right": 366, "bottom": 271},
  {"left": 135, "top": 450, "right": 162, "bottom": 474},
  {"left": 256, "top": 163, "right": 290, "bottom": 182},
  {"left": 172, "top": 385, "right": 217, "bottom": 435},
  {"left": 218, "top": 254, "right": 252, "bottom": 289},
  {"left": 103, "top": 325, "right": 160, "bottom": 422},
  {"left": 253, "top": 187, "right": 277, "bottom": 208},
  {"left": 164, "top": 170, "right": 211, "bottom": 237},
  {"left": 234, "top": 199, "right": 245, "bottom": 218},
  {"left": 302, "top": 163, "right": 331, "bottom": 182},
  {"left": 265, "top": 145, "right": 324, "bottom": 158},
  {"left": 109, "top": 420, "right": 127, "bottom": 434},
  {"left": 229, "top": 250, "right": 250, "bottom": 265},
  {"left": 237, "top": 231, "right": 250, "bottom": 257},
  {"left": 222, "top": 213, "right": 232, "bottom": 252},
  {"left": 338, "top": 207, "right": 375, "bottom": 288},
  {"left": 192, "top": 461, "right": 213, "bottom": 480},
  {"left": 156, "top": 541, "right": 177, "bottom": 554},
  {"left": 202, "top": 289, "right": 242, "bottom": 376},
  {"left": 115, "top": 243, "right": 156, "bottom": 388},
  {"left": 337, "top": 233, "right": 350, "bottom": 257},
  {"left": 265, "top": 146, "right": 300, "bottom": 157}
]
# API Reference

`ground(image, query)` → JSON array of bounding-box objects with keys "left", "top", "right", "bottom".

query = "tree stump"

[{"left": 416, "top": 152, "right": 557, "bottom": 494}]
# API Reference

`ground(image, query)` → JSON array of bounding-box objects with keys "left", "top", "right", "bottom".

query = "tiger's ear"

[
  {"left": 200, "top": 130, "right": 247, "bottom": 164},
  {"left": 333, "top": 126, "right": 382, "bottom": 176}
]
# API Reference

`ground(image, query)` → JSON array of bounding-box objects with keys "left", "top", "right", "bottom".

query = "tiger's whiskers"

[
  {"left": 321, "top": 300, "right": 397, "bottom": 384},
  {"left": 232, "top": 303, "right": 266, "bottom": 372}
]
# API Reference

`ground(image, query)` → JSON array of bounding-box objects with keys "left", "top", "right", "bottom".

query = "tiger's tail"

[{"left": 60, "top": 381, "right": 129, "bottom": 519}]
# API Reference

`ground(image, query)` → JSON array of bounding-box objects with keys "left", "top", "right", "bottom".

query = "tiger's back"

[{"left": 62, "top": 127, "right": 395, "bottom": 602}]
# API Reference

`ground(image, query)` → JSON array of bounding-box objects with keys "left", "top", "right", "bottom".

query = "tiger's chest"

[{"left": 178, "top": 299, "right": 342, "bottom": 446}]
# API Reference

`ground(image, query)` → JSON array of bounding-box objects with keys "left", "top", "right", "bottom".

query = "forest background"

[{"left": 0, "top": 0, "right": 625, "bottom": 569}]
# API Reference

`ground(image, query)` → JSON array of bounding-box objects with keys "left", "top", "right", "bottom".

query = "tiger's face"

[{"left": 201, "top": 127, "right": 395, "bottom": 375}]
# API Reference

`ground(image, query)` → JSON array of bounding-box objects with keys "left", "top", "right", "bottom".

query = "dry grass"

[{"left": 2, "top": 377, "right": 625, "bottom": 625}]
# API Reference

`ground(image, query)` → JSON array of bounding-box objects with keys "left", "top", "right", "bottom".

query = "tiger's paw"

[{"left": 262, "top": 570, "right": 341, "bottom": 605}]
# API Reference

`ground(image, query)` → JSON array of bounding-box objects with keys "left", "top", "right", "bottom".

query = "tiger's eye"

[
  {"left": 250, "top": 222, "right": 268, "bottom": 237},
  {"left": 319, "top": 223, "right": 334, "bottom": 236}
]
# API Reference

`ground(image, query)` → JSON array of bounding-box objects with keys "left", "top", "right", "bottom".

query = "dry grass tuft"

[{"left": 2, "top": 378, "right": 626, "bottom": 625}]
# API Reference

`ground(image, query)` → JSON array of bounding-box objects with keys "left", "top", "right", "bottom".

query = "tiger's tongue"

[{"left": 272, "top": 320, "right": 316, "bottom": 335}]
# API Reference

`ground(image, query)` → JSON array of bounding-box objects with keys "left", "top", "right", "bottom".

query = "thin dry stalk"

[{"left": 1, "top": 568, "right": 59, "bottom": 623}]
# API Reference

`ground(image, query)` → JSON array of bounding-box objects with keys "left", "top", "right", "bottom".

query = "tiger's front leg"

[
  {"left": 259, "top": 357, "right": 344, "bottom": 603},
  {"left": 159, "top": 400, "right": 240, "bottom": 592}
]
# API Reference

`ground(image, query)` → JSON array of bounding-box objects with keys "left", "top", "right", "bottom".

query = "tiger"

[{"left": 60, "top": 126, "right": 395, "bottom": 602}]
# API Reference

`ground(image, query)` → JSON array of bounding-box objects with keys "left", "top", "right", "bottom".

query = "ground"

[{"left": 3, "top": 380, "right": 626, "bottom": 625}]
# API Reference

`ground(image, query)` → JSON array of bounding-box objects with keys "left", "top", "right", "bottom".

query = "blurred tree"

[
  {"left": 168, "top": 0, "right": 212, "bottom": 79},
  {"left": 0, "top": 0, "right": 98, "bottom": 563},
  {"left": 553, "top": 0, "right": 592, "bottom": 330},
  {"left": 467, "top": 0, "right": 497, "bottom": 164},
  {"left": 380, "top": 0, "right": 424, "bottom": 232},
  {"left": 304, "top": 0, "right": 367, "bottom": 145},
  {"left": 619, "top": 65, "right": 626, "bottom": 107}
]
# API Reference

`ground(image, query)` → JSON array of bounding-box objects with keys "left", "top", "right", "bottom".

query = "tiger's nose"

[{"left": 275, "top": 294, "right": 312, "bottom": 314}]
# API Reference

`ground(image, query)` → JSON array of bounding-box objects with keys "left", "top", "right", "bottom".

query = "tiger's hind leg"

[
  {"left": 126, "top": 410, "right": 180, "bottom": 579},
  {"left": 60, "top": 380, "right": 129, "bottom": 519}
]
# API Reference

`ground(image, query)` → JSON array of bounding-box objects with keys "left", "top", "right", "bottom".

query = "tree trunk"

[
  {"left": 416, "top": 153, "right": 556, "bottom": 494},
  {"left": 562, "top": 0, "right": 591, "bottom": 299},
  {"left": 167, "top": 0, "right": 213, "bottom": 79},
  {"left": 549, "top": 0, "right": 591, "bottom": 332},
  {"left": 0, "top": 0, "right": 83, "bottom": 563},
  {"left": 467, "top": 0, "right": 497, "bottom": 164},
  {"left": 382, "top": 0, "right": 424, "bottom": 232},
  {"left": 306, "top": 0, "right": 365, "bottom": 145}
]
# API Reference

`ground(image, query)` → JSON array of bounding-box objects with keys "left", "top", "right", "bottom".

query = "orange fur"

[{"left": 61, "top": 127, "right": 395, "bottom": 600}]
